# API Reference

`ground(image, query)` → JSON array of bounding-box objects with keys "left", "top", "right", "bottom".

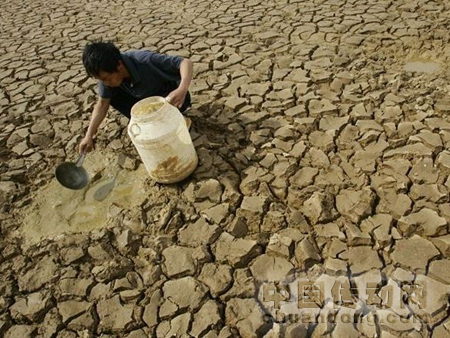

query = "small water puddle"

[
  {"left": 404, "top": 59, "right": 440, "bottom": 74},
  {"left": 21, "top": 151, "right": 149, "bottom": 245}
]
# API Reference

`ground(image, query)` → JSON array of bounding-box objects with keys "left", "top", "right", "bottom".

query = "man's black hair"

[{"left": 82, "top": 42, "right": 122, "bottom": 77}]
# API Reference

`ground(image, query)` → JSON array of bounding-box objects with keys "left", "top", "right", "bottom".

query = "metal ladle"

[{"left": 55, "top": 152, "right": 89, "bottom": 190}]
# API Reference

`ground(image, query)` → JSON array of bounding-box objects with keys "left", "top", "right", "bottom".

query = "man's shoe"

[{"left": 184, "top": 117, "right": 192, "bottom": 130}]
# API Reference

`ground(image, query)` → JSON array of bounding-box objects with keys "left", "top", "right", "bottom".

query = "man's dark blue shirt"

[{"left": 98, "top": 50, "right": 184, "bottom": 100}]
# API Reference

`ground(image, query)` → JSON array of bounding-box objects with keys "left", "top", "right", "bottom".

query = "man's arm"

[
  {"left": 166, "top": 58, "right": 193, "bottom": 109},
  {"left": 78, "top": 97, "right": 110, "bottom": 153}
]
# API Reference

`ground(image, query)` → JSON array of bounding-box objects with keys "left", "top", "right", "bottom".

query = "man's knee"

[{"left": 180, "top": 92, "right": 191, "bottom": 113}]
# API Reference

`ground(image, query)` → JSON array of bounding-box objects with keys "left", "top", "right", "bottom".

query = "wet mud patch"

[
  {"left": 20, "top": 150, "right": 149, "bottom": 246},
  {"left": 404, "top": 58, "right": 440, "bottom": 74}
]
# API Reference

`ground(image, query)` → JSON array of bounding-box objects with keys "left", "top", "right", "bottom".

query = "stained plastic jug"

[{"left": 128, "top": 96, "right": 198, "bottom": 183}]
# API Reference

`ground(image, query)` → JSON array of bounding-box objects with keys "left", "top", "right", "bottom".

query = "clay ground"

[{"left": 2, "top": 0, "right": 450, "bottom": 337}]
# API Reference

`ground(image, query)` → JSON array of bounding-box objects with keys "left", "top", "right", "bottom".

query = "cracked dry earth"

[{"left": 2, "top": 0, "right": 450, "bottom": 337}]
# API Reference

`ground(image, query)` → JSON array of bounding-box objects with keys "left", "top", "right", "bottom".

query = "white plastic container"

[{"left": 128, "top": 96, "right": 198, "bottom": 184}]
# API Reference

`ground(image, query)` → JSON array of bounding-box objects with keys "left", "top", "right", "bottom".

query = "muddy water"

[
  {"left": 404, "top": 59, "right": 440, "bottom": 73},
  {"left": 131, "top": 101, "right": 164, "bottom": 116},
  {"left": 21, "top": 151, "right": 148, "bottom": 245}
]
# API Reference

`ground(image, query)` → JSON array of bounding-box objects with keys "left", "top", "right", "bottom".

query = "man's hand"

[
  {"left": 78, "top": 97, "right": 109, "bottom": 154},
  {"left": 79, "top": 135, "right": 94, "bottom": 154},
  {"left": 166, "top": 58, "right": 193, "bottom": 109},
  {"left": 166, "top": 87, "right": 188, "bottom": 109}
]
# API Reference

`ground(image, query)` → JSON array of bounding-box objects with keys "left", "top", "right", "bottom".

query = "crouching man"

[{"left": 79, "top": 41, "right": 193, "bottom": 153}]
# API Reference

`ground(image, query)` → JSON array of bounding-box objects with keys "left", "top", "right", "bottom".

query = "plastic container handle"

[{"left": 129, "top": 123, "right": 141, "bottom": 138}]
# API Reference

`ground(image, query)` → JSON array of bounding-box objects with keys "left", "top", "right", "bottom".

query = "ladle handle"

[{"left": 76, "top": 152, "right": 86, "bottom": 167}]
